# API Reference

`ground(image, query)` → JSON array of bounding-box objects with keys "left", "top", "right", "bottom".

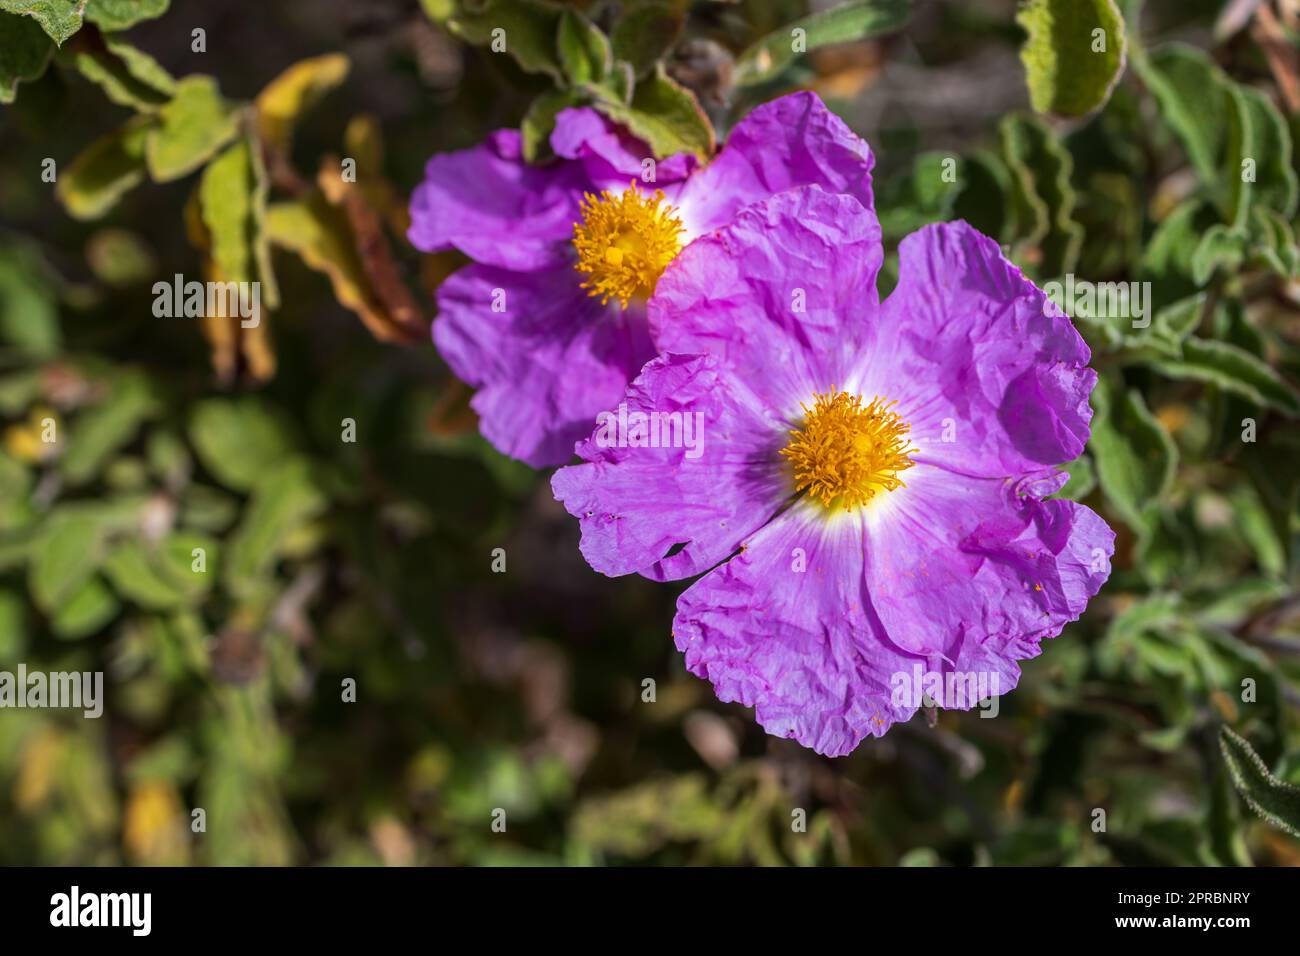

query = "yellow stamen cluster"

[
  {"left": 781, "top": 390, "right": 916, "bottom": 511},
  {"left": 572, "top": 181, "right": 684, "bottom": 308}
]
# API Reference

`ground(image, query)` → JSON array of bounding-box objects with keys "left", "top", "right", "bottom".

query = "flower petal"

[
  {"left": 673, "top": 465, "right": 1113, "bottom": 756},
  {"left": 551, "top": 352, "right": 791, "bottom": 581},
  {"left": 550, "top": 107, "right": 695, "bottom": 189},
  {"left": 868, "top": 221, "right": 1096, "bottom": 478},
  {"left": 673, "top": 504, "right": 920, "bottom": 757},
  {"left": 649, "top": 185, "right": 883, "bottom": 416},
  {"left": 678, "top": 91, "right": 876, "bottom": 237},
  {"left": 434, "top": 264, "right": 652, "bottom": 467},
  {"left": 407, "top": 129, "right": 587, "bottom": 271}
]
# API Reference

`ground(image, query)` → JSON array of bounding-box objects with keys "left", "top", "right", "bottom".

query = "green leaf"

[
  {"left": 1150, "top": 338, "right": 1300, "bottom": 416},
  {"left": 950, "top": 149, "right": 1014, "bottom": 245},
  {"left": 1220, "top": 726, "right": 1300, "bottom": 838},
  {"left": 0, "top": 11, "right": 54, "bottom": 102},
  {"left": 145, "top": 75, "right": 241, "bottom": 182},
  {"left": 520, "top": 87, "right": 585, "bottom": 163},
  {"left": 103, "top": 530, "right": 215, "bottom": 610},
  {"left": 103, "top": 539, "right": 186, "bottom": 609},
  {"left": 1139, "top": 45, "right": 1224, "bottom": 179},
  {"left": 0, "top": 588, "right": 27, "bottom": 658},
  {"left": 735, "top": 0, "right": 910, "bottom": 87},
  {"left": 557, "top": 8, "right": 610, "bottom": 87},
  {"left": 30, "top": 509, "right": 112, "bottom": 609},
  {"left": 610, "top": 1, "right": 683, "bottom": 79},
  {"left": 55, "top": 116, "right": 152, "bottom": 219},
  {"left": 445, "top": 0, "right": 563, "bottom": 82},
  {"left": 1190, "top": 223, "right": 1248, "bottom": 285},
  {"left": 1149, "top": 293, "right": 1203, "bottom": 346},
  {"left": 0, "top": 0, "right": 84, "bottom": 45},
  {"left": 1000, "top": 112, "right": 1084, "bottom": 276},
  {"left": 594, "top": 64, "right": 714, "bottom": 161},
  {"left": 247, "top": 128, "right": 278, "bottom": 308},
  {"left": 224, "top": 459, "right": 326, "bottom": 595},
  {"left": 199, "top": 139, "right": 256, "bottom": 283},
  {"left": 189, "top": 398, "right": 296, "bottom": 491},
  {"left": 1237, "top": 85, "right": 1298, "bottom": 218},
  {"left": 85, "top": 0, "right": 169, "bottom": 31},
  {"left": 1017, "top": 0, "right": 1127, "bottom": 117},
  {"left": 51, "top": 575, "right": 119, "bottom": 639},
  {"left": 1228, "top": 484, "right": 1286, "bottom": 577},
  {"left": 0, "top": 240, "right": 61, "bottom": 356},
  {"left": 1058, "top": 455, "right": 1096, "bottom": 501},
  {"left": 60, "top": 369, "right": 159, "bottom": 484},
  {"left": 1138, "top": 44, "right": 1272, "bottom": 225},
  {"left": 62, "top": 35, "right": 174, "bottom": 111},
  {"left": 1088, "top": 378, "right": 1177, "bottom": 528}
]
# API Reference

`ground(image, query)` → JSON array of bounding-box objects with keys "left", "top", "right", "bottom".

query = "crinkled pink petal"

[
  {"left": 677, "top": 90, "right": 875, "bottom": 237},
  {"left": 867, "top": 221, "right": 1096, "bottom": 478},
  {"left": 649, "top": 186, "right": 883, "bottom": 415},
  {"left": 550, "top": 106, "right": 695, "bottom": 189},
  {"left": 551, "top": 352, "right": 790, "bottom": 581},
  {"left": 673, "top": 465, "right": 1113, "bottom": 756},
  {"left": 407, "top": 129, "right": 587, "bottom": 271},
  {"left": 435, "top": 264, "right": 652, "bottom": 467}
]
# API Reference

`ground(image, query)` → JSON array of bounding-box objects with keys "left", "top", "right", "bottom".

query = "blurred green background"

[{"left": 1, "top": 0, "right": 1299, "bottom": 866}]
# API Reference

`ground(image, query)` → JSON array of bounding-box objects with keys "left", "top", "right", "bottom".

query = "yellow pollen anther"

[
  {"left": 780, "top": 390, "right": 916, "bottom": 511},
  {"left": 572, "top": 181, "right": 684, "bottom": 308}
]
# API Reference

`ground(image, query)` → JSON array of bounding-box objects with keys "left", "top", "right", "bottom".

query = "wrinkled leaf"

[
  {"left": 1220, "top": 726, "right": 1300, "bottom": 838},
  {"left": 594, "top": 64, "right": 713, "bottom": 161},
  {"left": 145, "top": 75, "right": 241, "bottom": 182},
  {"left": 56, "top": 116, "right": 153, "bottom": 219},
  {"left": 1089, "top": 378, "right": 1177, "bottom": 527},
  {"left": 0, "top": 11, "right": 54, "bottom": 102},
  {"left": 0, "top": 0, "right": 84, "bottom": 45},
  {"left": 1018, "top": 0, "right": 1126, "bottom": 117}
]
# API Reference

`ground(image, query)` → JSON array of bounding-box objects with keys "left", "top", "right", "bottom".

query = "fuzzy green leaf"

[
  {"left": 145, "top": 75, "right": 241, "bottom": 182},
  {"left": 0, "top": 0, "right": 84, "bottom": 45},
  {"left": 55, "top": 115, "right": 153, "bottom": 219},
  {"left": 594, "top": 64, "right": 713, "bottom": 161},
  {"left": 0, "top": 11, "right": 54, "bottom": 101},
  {"left": 1017, "top": 0, "right": 1126, "bottom": 117},
  {"left": 1220, "top": 726, "right": 1300, "bottom": 838},
  {"left": 1089, "top": 378, "right": 1177, "bottom": 527}
]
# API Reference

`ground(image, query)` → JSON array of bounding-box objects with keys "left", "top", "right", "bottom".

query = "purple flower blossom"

[
  {"left": 551, "top": 185, "right": 1115, "bottom": 756},
  {"left": 408, "top": 92, "right": 875, "bottom": 467}
]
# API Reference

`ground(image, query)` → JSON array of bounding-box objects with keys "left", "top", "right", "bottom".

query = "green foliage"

[
  {"left": 734, "top": 0, "right": 911, "bottom": 87},
  {"left": 593, "top": 64, "right": 715, "bottom": 162},
  {"left": 56, "top": 117, "right": 152, "bottom": 220},
  {"left": 0, "top": 12, "right": 54, "bottom": 102},
  {"left": 1221, "top": 728, "right": 1300, "bottom": 838},
  {"left": 144, "top": 76, "right": 241, "bottom": 183},
  {"left": 1017, "top": 0, "right": 1127, "bottom": 117},
  {"left": 0, "top": 0, "right": 85, "bottom": 46}
]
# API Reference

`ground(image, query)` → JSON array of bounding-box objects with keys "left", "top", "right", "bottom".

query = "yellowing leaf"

[
  {"left": 254, "top": 52, "right": 350, "bottom": 155},
  {"left": 266, "top": 193, "right": 424, "bottom": 344},
  {"left": 56, "top": 116, "right": 154, "bottom": 219}
]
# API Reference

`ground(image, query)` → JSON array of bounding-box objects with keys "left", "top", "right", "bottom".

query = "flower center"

[
  {"left": 572, "top": 181, "right": 684, "bottom": 308},
  {"left": 780, "top": 390, "right": 916, "bottom": 510}
]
